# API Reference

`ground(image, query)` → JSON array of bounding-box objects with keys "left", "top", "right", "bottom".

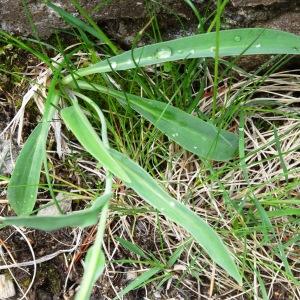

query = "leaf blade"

[
  {"left": 60, "top": 103, "right": 130, "bottom": 182},
  {"left": 0, "top": 193, "right": 111, "bottom": 231},
  {"left": 63, "top": 28, "right": 300, "bottom": 83},
  {"left": 74, "top": 81, "right": 238, "bottom": 161},
  {"left": 109, "top": 149, "right": 242, "bottom": 284}
]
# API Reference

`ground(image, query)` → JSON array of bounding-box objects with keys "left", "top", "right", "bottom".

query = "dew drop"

[
  {"left": 293, "top": 46, "right": 299, "bottom": 51},
  {"left": 210, "top": 46, "right": 216, "bottom": 53},
  {"left": 193, "top": 146, "right": 198, "bottom": 150},
  {"left": 170, "top": 202, "right": 176, "bottom": 207},
  {"left": 234, "top": 35, "right": 241, "bottom": 42},
  {"left": 155, "top": 47, "right": 172, "bottom": 59},
  {"left": 111, "top": 61, "right": 117, "bottom": 69},
  {"left": 255, "top": 44, "right": 261, "bottom": 48},
  {"left": 177, "top": 49, "right": 183, "bottom": 54},
  {"left": 172, "top": 133, "right": 179, "bottom": 137},
  {"left": 189, "top": 49, "right": 195, "bottom": 55}
]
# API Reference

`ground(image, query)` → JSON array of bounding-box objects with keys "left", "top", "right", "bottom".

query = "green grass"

[{"left": 0, "top": 1, "right": 300, "bottom": 299}]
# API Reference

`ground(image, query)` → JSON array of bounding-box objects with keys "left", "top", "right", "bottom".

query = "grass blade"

[
  {"left": 47, "top": 1, "right": 118, "bottom": 54},
  {"left": 73, "top": 81, "right": 238, "bottom": 161},
  {"left": 109, "top": 149, "right": 242, "bottom": 284},
  {"left": 63, "top": 28, "right": 300, "bottom": 83},
  {"left": 113, "top": 267, "right": 161, "bottom": 300},
  {"left": 60, "top": 103, "right": 130, "bottom": 183},
  {"left": 116, "top": 237, "right": 149, "bottom": 259},
  {"left": 0, "top": 194, "right": 111, "bottom": 231}
]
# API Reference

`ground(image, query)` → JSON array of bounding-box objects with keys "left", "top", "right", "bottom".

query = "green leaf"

[
  {"left": 47, "top": 1, "right": 118, "bottom": 54},
  {"left": 117, "top": 95, "right": 238, "bottom": 161},
  {"left": 116, "top": 237, "right": 149, "bottom": 259},
  {"left": 75, "top": 247, "right": 106, "bottom": 300},
  {"left": 7, "top": 91, "right": 60, "bottom": 216},
  {"left": 63, "top": 28, "right": 300, "bottom": 84},
  {"left": 7, "top": 72, "right": 61, "bottom": 215},
  {"left": 0, "top": 193, "right": 111, "bottom": 231},
  {"left": 114, "top": 267, "right": 161, "bottom": 300},
  {"left": 109, "top": 149, "right": 242, "bottom": 284},
  {"left": 7, "top": 124, "right": 46, "bottom": 215},
  {"left": 84, "top": 246, "right": 106, "bottom": 283},
  {"left": 60, "top": 102, "right": 130, "bottom": 183},
  {"left": 74, "top": 80, "right": 238, "bottom": 161}
]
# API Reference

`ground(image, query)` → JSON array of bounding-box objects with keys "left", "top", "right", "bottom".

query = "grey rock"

[
  {"left": 231, "top": 0, "right": 287, "bottom": 7},
  {"left": 225, "top": 0, "right": 300, "bottom": 35},
  {"left": 0, "top": 274, "right": 16, "bottom": 299},
  {"left": 0, "top": 0, "right": 299, "bottom": 41},
  {"left": 37, "top": 193, "right": 72, "bottom": 216}
]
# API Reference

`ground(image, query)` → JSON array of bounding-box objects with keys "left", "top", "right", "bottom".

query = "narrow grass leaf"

[
  {"left": 84, "top": 246, "right": 106, "bottom": 283},
  {"left": 47, "top": 2, "right": 118, "bottom": 54},
  {"left": 116, "top": 237, "right": 149, "bottom": 259},
  {"left": 74, "top": 81, "right": 238, "bottom": 161},
  {"left": 114, "top": 268, "right": 161, "bottom": 300},
  {"left": 0, "top": 194, "right": 111, "bottom": 231},
  {"left": 63, "top": 28, "right": 300, "bottom": 84},
  {"left": 75, "top": 247, "right": 106, "bottom": 300},
  {"left": 60, "top": 103, "right": 130, "bottom": 183},
  {"left": 264, "top": 208, "right": 300, "bottom": 218},
  {"left": 109, "top": 149, "right": 242, "bottom": 284}
]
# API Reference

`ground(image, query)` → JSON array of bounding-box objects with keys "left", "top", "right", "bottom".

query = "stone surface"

[
  {"left": 37, "top": 193, "right": 72, "bottom": 216},
  {"left": 231, "top": 0, "right": 287, "bottom": 7},
  {"left": 0, "top": 0, "right": 299, "bottom": 40},
  {"left": 0, "top": 274, "right": 16, "bottom": 299},
  {"left": 225, "top": 0, "right": 300, "bottom": 35}
]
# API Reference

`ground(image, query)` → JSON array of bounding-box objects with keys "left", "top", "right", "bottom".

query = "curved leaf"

[
  {"left": 109, "top": 149, "right": 242, "bottom": 284},
  {"left": 0, "top": 193, "right": 111, "bottom": 231},
  {"left": 60, "top": 103, "right": 130, "bottom": 182},
  {"left": 74, "top": 80, "right": 238, "bottom": 161},
  {"left": 63, "top": 28, "right": 300, "bottom": 84}
]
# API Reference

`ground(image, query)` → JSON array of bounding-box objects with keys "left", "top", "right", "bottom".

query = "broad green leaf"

[
  {"left": 7, "top": 124, "right": 46, "bottom": 215},
  {"left": 109, "top": 149, "right": 242, "bottom": 284},
  {"left": 74, "top": 80, "right": 238, "bottom": 161},
  {"left": 113, "top": 267, "right": 161, "bottom": 300},
  {"left": 60, "top": 103, "right": 130, "bottom": 183},
  {"left": 63, "top": 28, "right": 300, "bottom": 84},
  {"left": 0, "top": 193, "right": 111, "bottom": 231},
  {"left": 7, "top": 89, "right": 60, "bottom": 215}
]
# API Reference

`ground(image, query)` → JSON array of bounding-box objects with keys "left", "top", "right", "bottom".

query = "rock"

[
  {"left": 0, "top": 0, "right": 299, "bottom": 41},
  {"left": 37, "top": 193, "right": 72, "bottom": 216},
  {"left": 225, "top": 0, "right": 300, "bottom": 35},
  {"left": 0, "top": 0, "right": 146, "bottom": 39},
  {"left": 0, "top": 0, "right": 184, "bottom": 40},
  {"left": 0, "top": 139, "right": 15, "bottom": 175},
  {"left": 231, "top": 0, "right": 287, "bottom": 7},
  {"left": 0, "top": 274, "right": 16, "bottom": 299}
]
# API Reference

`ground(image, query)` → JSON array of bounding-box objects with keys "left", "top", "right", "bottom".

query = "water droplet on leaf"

[
  {"left": 111, "top": 61, "right": 117, "bottom": 69},
  {"left": 210, "top": 47, "right": 216, "bottom": 53},
  {"left": 255, "top": 44, "right": 261, "bottom": 48},
  {"left": 155, "top": 47, "right": 172, "bottom": 59},
  {"left": 234, "top": 35, "right": 241, "bottom": 42}
]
